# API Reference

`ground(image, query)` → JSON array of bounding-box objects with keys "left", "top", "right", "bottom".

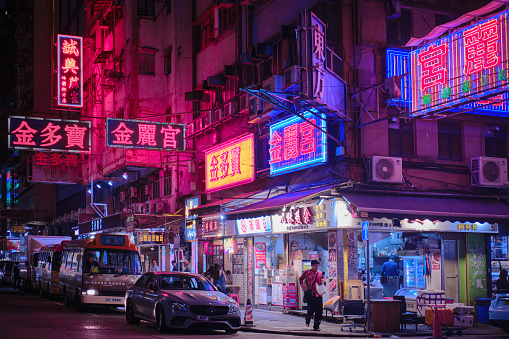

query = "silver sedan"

[{"left": 125, "top": 272, "right": 241, "bottom": 333}]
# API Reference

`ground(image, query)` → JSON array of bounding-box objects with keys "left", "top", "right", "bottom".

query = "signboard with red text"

[
  {"left": 106, "top": 118, "right": 185, "bottom": 151},
  {"left": 205, "top": 134, "right": 255, "bottom": 192},
  {"left": 410, "top": 10, "right": 509, "bottom": 117},
  {"left": 30, "top": 152, "right": 82, "bottom": 183},
  {"left": 8, "top": 116, "right": 91, "bottom": 153},
  {"left": 269, "top": 112, "right": 327, "bottom": 175},
  {"left": 57, "top": 34, "right": 83, "bottom": 107},
  {"left": 236, "top": 216, "right": 272, "bottom": 235}
]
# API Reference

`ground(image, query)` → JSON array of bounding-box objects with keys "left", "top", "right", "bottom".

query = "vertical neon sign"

[{"left": 57, "top": 34, "right": 83, "bottom": 108}]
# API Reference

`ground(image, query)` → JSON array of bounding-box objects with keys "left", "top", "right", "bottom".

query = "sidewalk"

[{"left": 240, "top": 308, "right": 505, "bottom": 337}]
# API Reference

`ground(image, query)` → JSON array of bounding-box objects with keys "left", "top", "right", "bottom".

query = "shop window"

[
  {"left": 485, "top": 126, "right": 507, "bottom": 158},
  {"left": 138, "top": 49, "right": 155, "bottom": 75},
  {"left": 386, "top": 7, "right": 412, "bottom": 46},
  {"left": 137, "top": 0, "right": 155, "bottom": 17},
  {"left": 164, "top": 46, "right": 172, "bottom": 75},
  {"left": 438, "top": 121, "right": 462, "bottom": 161},
  {"left": 196, "top": 12, "right": 214, "bottom": 52},
  {"left": 389, "top": 119, "right": 414, "bottom": 158}
]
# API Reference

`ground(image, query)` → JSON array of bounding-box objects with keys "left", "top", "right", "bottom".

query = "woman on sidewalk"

[{"left": 299, "top": 259, "right": 326, "bottom": 331}]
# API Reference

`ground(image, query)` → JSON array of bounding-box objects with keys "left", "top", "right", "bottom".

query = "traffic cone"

[
  {"left": 431, "top": 308, "right": 443, "bottom": 338},
  {"left": 244, "top": 298, "right": 254, "bottom": 326}
]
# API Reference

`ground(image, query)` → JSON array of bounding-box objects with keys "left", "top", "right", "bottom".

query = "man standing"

[
  {"left": 183, "top": 260, "right": 191, "bottom": 272},
  {"left": 12, "top": 262, "right": 20, "bottom": 289},
  {"left": 151, "top": 260, "right": 160, "bottom": 272},
  {"left": 299, "top": 259, "right": 326, "bottom": 331},
  {"left": 172, "top": 260, "right": 179, "bottom": 271},
  {"left": 381, "top": 256, "right": 399, "bottom": 277}
]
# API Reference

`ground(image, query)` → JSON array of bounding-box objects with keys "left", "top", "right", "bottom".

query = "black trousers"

[{"left": 306, "top": 295, "right": 323, "bottom": 329}]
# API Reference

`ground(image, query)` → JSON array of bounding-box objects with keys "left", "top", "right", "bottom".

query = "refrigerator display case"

[{"left": 403, "top": 256, "right": 425, "bottom": 289}]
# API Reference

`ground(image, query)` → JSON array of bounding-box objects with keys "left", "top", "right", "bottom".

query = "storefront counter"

[{"left": 369, "top": 299, "right": 400, "bottom": 332}]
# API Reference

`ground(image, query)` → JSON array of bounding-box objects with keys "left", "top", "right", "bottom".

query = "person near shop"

[
  {"left": 211, "top": 264, "right": 227, "bottom": 293},
  {"left": 151, "top": 260, "right": 160, "bottom": 272},
  {"left": 299, "top": 259, "right": 326, "bottom": 331},
  {"left": 183, "top": 260, "right": 191, "bottom": 272},
  {"left": 172, "top": 260, "right": 179, "bottom": 271},
  {"left": 12, "top": 262, "right": 20, "bottom": 289},
  {"left": 496, "top": 269, "right": 509, "bottom": 291},
  {"left": 381, "top": 256, "right": 399, "bottom": 277}
]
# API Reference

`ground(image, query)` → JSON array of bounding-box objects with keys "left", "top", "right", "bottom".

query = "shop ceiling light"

[
  {"left": 96, "top": 183, "right": 101, "bottom": 189},
  {"left": 87, "top": 188, "right": 92, "bottom": 194},
  {"left": 108, "top": 181, "right": 113, "bottom": 186},
  {"left": 122, "top": 172, "right": 128, "bottom": 179}
]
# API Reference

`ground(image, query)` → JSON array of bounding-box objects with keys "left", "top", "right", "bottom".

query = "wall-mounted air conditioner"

[
  {"left": 262, "top": 75, "right": 283, "bottom": 113},
  {"left": 471, "top": 156, "right": 508, "bottom": 187},
  {"left": 239, "top": 94, "right": 249, "bottom": 114},
  {"left": 144, "top": 185, "right": 152, "bottom": 200},
  {"left": 223, "top": 102, "right": 231, "bottom": 118},
  {"left": 283, "top": 65, "right": 300, "bottom": 91},
  {"left": 367, "top": 156, "right": 403, "bottom": 183}
]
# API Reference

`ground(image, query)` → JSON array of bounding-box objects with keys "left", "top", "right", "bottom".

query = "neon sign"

[
  {"left": 185, "top": 197, "right": 199, "bottom": 241},
  {"left": 205, "top": 133, "right": 255, "bottom": 192},
  {"left": 410, "top": 10, "right": 509, "bottom": 117},
  {"left": 8, "top": 116, "right": 91, "bottom": 153},
  {"left": 386, "top": 48, "right": 411, "bottom": 106},
  {"left": 269, "top": 113, "right": 327, "bottom": 176},
  {"left": 106, "top": 118, "right": 185, "bottom": 151},
  {"left": 236, "top": 216, "right": 272, "bottom": 235},
  {"left": 57, "top": 34, "right": 83, "bottom": 107}
]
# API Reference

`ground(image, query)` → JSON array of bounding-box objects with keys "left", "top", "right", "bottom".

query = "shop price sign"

[
  {"left": 106, "top": 118, "right": 185, "bottom": 151},
  {"left": 8, "top": 116, "right": 91, "bottom": 153},
  {"left": 269, "top": 112, "right": 327, "bottom": 176},
  {"left": 57, "top": 35, "right": 83, "bottom": 107},
  {"left": 137, "top": 232, "right": 164, "bottom": 245},
  {"left": 236, "top": 216, "right": 272, "bottom": 235},
  {"left": 410, "top": 10, "right": 509, "bottom": 117},
  {"left": 205, "top": 134, "right": 255, "bottom": 192}
]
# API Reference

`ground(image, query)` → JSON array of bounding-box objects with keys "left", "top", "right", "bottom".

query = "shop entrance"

[{"left": 443, "top": 239, "right": 459, "bottom": 302}]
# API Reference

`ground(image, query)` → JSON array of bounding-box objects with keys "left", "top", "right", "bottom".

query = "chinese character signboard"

[
  {"left": 8, "top": 116, "right": 91, "bottom": 153},
  {"left": 30, "top": 152, "right": 81, "bottom": 183},
  {"left": 410, "top": 11, "right": 509, "bottom": 117},
  {"left": 269, "top": 113, "right": 327, "bottom": 176},
  {"left": 202, "top": 217, "right": 223, "bottom": 238},
  {"left": 185, "top": 197, "right": 199, "bottom": 241},
  {"left": 106, "top": 118, "right": 185, "bottom": 151},
  {"left": 137, "top": 232, "right": 165, "bottom": 245},
  {"left": 205, "top": 133, "right": 255, "bottom": 192},
  {"left": 236, "top": 216, "right": 272, "bottom": 235},
  {"left": 272, "top": 201, "right": 334, "bottom": 234},
  {"left": 57, "top": 34, "right": 83, "bottom": 107},
  {"left": 78, "top": 213, "right": 122, "bottom": 235}
]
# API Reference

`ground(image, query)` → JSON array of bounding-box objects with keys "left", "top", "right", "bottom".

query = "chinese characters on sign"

[
  {"left": 205, "top": 134, "right": 255, "bottom": 192},
  {"left": 202, "top": 218, "right": 222, "bottom": 237},
  {"left": 410, "top": 11, "right": 509, "bottom": 116},
  {"left": 57, "top": 35, "right": 83, "bottom": 107},
  {"left": 137, "top": 232, "right": 164, "bottom": 245},
  {"left": 185, "top": 197, "right": 199, "bottom": 241},
  {"left": 8, "top": 117, "right": 91, "bottom": 153},
  {"left": 31, "top": 152, "right": 81, "bottom": 183},
  {"left": 106, "top": 118, "right": 185, "bottom": 151},
  {"left": 269, "top": 113, "right": 327, "bottom": 176},
  {"left": 236, "top": 216, "right": 272, "bottom": 235}
]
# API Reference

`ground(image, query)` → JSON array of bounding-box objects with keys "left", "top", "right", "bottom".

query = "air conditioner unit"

[
  {"left": 239, "top": 94, "right": 249, "bottom": 114},
  {"left": 471, "top": 156, "right": 508, "bottom": 187},
  {"left": 185, "top": 91, "right": 204, "bottom": 101},
  {"left": 190, "top": 181, "right": 197, "bottom": 192},
  {"left": 283, "top": 65, "right": 300, "bottom": 91},
  {"left": 144, "top": 185, "right": 152, "bottom": 200},
  {"left": 367, "top": 156, "right": 403, "bottom": 183},
  {"left": 129, "top": 187, "right": 138, "bottom": 197},
  {"left": 262, "top": 75, "right": 283, "bottom": 112},
  {"left": 188, "top": 161, "right": 196, "bottom": 174},
  {"left": 207, "top": 75, "right": 226, "bottom": 87},
  {"left": 208, "top": 110, "right": 216, "bottom": 125},
  {"left": 223, "top": 102, "right": 232, "bottom": 118}
]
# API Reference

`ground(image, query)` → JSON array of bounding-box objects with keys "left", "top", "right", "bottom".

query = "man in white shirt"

[{"left": 151, "top": 260, "right": 160, "bottom": 272}]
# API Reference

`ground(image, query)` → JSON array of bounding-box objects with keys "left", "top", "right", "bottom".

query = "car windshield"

[
  {"left": 159, "top": 274, "right": 216, "bottom": 291},
  {"left": 84, "top": 249, "right": 142, "bottom": 275}
]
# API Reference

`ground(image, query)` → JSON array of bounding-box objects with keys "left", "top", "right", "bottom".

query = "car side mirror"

[
  {"left": 148, "top": 281, "right": 157, "bottom": 291},
  {"left": 216, "top": 285, "right": 222, "bottom": 292}
]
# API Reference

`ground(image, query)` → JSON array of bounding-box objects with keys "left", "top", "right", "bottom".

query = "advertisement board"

[{"left": 57, "top": 34, "right": 83, "bottom": 107}]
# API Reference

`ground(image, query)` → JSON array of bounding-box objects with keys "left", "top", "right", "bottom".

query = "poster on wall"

[
  {"left": 259, "top": 286, "right": 268, "bottom": 305},
  {"left": 255, "top": 242, "right": 267, "bottom": 269},
  {"left": 431, "top": 250, "right": 441, "bottom": 270}
]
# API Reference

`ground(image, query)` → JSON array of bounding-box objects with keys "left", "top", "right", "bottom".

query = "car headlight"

[
  {"left": 229, "top": 304, "right": 239, "bottom": 313},
  {"left": 169, "top": 301, "right": 188, "bottom": 312},
  {"left": 85, "top": 289, "right": 98, "bottom": 295}
]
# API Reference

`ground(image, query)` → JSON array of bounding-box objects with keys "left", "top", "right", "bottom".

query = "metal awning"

[{"left": 340, "top": 191, "right": 509, "bottom": 222}]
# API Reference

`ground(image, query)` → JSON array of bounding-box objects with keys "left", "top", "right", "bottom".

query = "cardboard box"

[
  {"left": 454, "top": 315, "right": 473, "bottom": 327},
  {"left": 425, "top": 308, "right": 454, "bottom": 326}
]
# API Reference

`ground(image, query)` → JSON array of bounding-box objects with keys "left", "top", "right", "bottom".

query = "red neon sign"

[
  {"left": 57, "top": 35, "right": 83, "bottom": 107},
  {"left": 463, "top": 18, "right": 500, "bottom": 76}
]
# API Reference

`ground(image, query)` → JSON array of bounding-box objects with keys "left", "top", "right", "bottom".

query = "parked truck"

[{"left": 19, "top": 235, "right": 71, "bottom": 291}]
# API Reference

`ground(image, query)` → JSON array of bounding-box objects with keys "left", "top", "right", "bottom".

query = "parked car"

[
  {"left": 489, "top": 290, "right": 509, "bottom": 334},
  {"left": 125, "top": 272, "right": 240, "bottom": 333},
  {"left": 0, "top": 261, "right": 18, "bottom": 284}
]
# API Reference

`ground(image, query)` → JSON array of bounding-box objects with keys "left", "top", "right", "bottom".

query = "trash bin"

[{"left": 476, "top": 298, "right": 491, "bottom": 324}]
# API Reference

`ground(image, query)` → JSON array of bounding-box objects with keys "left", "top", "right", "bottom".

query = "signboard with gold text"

[{"left": 205, "top": 134, "right": 255, "bottom": 192}]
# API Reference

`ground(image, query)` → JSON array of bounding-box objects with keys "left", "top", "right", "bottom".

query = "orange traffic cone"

[
  {"left": 431, "top": 308, "right": 443, "bottom": 338},
  {"left": 244, "top": 298, "right": 254, "bottom": 326}
]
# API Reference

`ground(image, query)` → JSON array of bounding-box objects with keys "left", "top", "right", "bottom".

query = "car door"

[
  {"left": 138, "top": 273, "right": 158, "bottom": 319},
  {"left": 130, "top": 273, "right": 149, "bottom": 315}
]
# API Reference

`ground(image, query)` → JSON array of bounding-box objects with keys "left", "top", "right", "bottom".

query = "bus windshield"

[{"left": 84, "top": 249, "right": 142, "bottom": 275}]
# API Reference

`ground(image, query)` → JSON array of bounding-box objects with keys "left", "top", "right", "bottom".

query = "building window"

[
  {"left": 164, "top": 175, "right": 172, "bottom": 196},
  {"left": 152, "top": 180, "right": 161, "bottom": 199},
  {"left": 438, "top": 120, "right": 462, "bottom": 161},
  {"left": 387, "top": 7, "right": 412, "bottom": 46},
  {"left": 164, "top": 47, "right": 172, "bottom": 75},
  {"left": 138, "top": 49, "right": 155, "bottom": 75},
  {"left": 218, "top": 7, "right": 236, "bottom": 35},
  {"left": 389, "top": 119, "right": 414, "bottom": 158},
  {"left": 197, "top": 12, "right": 214, "bottom": 51},
  {"left": 138, "top": 0, "right": 155, "bottom": 17},
  {"left": 485, "top": 126, "right": 507, "bottom": 158}
]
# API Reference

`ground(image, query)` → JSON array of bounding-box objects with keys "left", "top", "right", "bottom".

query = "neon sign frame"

[
  {"left": 269, "top": 112, "right": 327, "bottom": 176},
  {"left": 57, "top": 34, "right": 83, "bottom": 108}
]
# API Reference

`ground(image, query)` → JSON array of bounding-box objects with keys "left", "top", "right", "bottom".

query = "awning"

[
  {"left": 224, "top": 185, "right": 338, "bottom": 218},
  {"left": 340, "top": 191, "right": 509, "bottom": 222},
  {"left": 189, "top": 190, "right": 265, "bottom": 216}
]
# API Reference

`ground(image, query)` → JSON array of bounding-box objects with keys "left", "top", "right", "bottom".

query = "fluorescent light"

[
  {"left": 87, "top": 189, "right": 92, "bottom": 194},
  {"left": 318, "top": 198, "right": 325, "bottom": 206},
  {"left": 108, "top": 181, "right": 113, "bottom": 186},
  {"left": 96, "top": 183, "right": 101, "bottom": 189},
  {"left": 122, "top": 172, "right": 128, "bottom": 179}
]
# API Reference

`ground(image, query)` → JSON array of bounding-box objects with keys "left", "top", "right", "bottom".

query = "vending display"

[{"left": 403, "top": 256, "right": 425, "bottom": 289}]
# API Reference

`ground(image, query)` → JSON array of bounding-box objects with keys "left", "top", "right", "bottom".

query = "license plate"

[{"left": 197, "top": 315, "right": 209, "bottom": 321}]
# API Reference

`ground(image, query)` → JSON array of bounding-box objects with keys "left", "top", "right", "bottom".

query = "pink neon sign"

[{"left": 57, "top": 35, "right": 83, "bottom": 108}]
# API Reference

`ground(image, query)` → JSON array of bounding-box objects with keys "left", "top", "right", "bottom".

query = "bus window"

[{"left": 85, "top": 249, "right": 140, "bottom": 274}]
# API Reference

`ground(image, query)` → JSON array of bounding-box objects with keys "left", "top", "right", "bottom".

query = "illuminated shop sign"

[
  {"left": 31, "top": 152, "right": 82, "bottom": 184},
  {"left": 78, "top": 213, "right": 122, "bottom": 234},
  {"left": 272, "top": 201, "right": 334, "bottom": 233},
  {"left": 185, "top": 197, "right": 199, "bottom": 241},
  {"left": 8, "top": 116, "right": 91, "bottom": 153},
  {"left": 202, "top": 218, "right": 223, "bottom": 237},
  {"left": 269, "top": 113, "right": 327, "bottom": 175},
  {"left": 205, "top": 133, "right": 255, "bottom": 192},
  {"left": 57, "top": 34, "right": 83, "bottom": 107},
  {"left": 410, "top": 10, "right": 509, "bottom": 117},
  {"left": 137, "top": 232, "right": 164, "bottom": 245},
  {"left": 236, "top": 216, "right": 272, "bottom": 235},
  {"left": 106, "top": 118, "right": 185, "bottom": 151}
]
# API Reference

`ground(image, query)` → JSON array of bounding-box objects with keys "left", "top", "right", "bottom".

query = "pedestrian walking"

[
  {"left": 299, "top": 259, "right": 326, "bottom": 331},
  {"left": 150, "top": 260, "right": 160, "bottom": 272}
]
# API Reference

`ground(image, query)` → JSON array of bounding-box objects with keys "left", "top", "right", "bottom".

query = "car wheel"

[
  {"left": 126, "top": 300, "right": 140, "bottom": 324},
  {"left": 225, "top": 328, "right": 239, "bottom": 334},
  {"left": 155, "top": 305, "right": 167, "bottom": 333}
]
